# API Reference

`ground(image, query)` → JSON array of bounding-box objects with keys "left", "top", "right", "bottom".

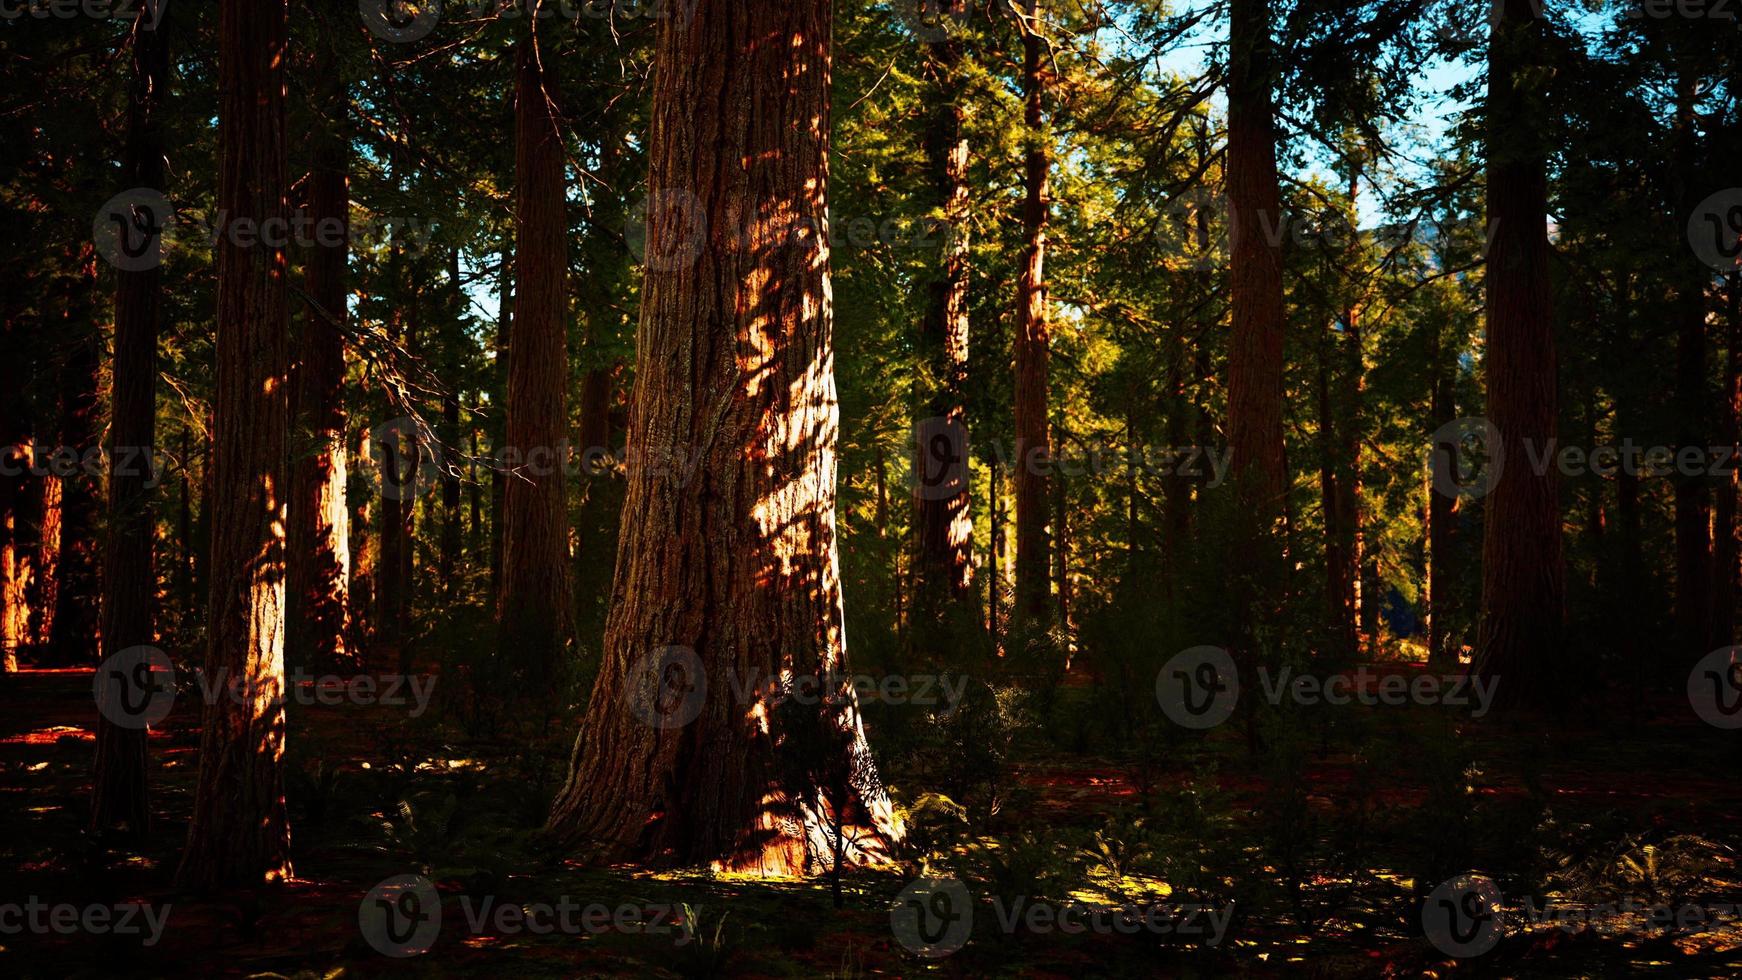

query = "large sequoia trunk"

[
  {"left": 1225, "top": 0, "right": 1288, "bottom": 522},
  {"left": 496, "top": 40, "right": 572, "bottom": 681},
  {"left": 911, "top": 0, "right": 974, "bottom": 640},
  {"left": 1012, "top": 0, "right": 1053, "bottom": 626},
  {"left": 1474, "top": 0, "right": 1564, "bottom": 706},
  {"left": 1671, "top": 78, "right": 1711, "bottom": 659},
  {"left": 92, "top": 7, "right": 170, "bottom": 837},
  {"left": 546, "top": 0, "right": 899, "bottom": 873},
  {"left": 287, "top": 41, "right": 351, "bottom": 672},
  {"left": 176, "top": 0, "right": 293, "bottom": 889}
]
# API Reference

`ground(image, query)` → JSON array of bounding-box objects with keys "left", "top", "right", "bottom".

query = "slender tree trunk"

[
  {"left": 48, "top": 244, "right": 102, "bottom": 666},
  {"left": 1318, "top": 319, "right": 1354, "bottom": 654},
  {"left": 1013, "top": 0, "right": 1053, "bottom": 627},
  {"left": 912, "top": 0, "right": 974, "bottom": 638},
  {"left": 177, "top": 0, "right": 293, "bottom": 889},
  {"left": 92, "top": 8, "right": 170, "bottom": 837},
  {"left": 1426, "top": 317, "right": 1458, "bottom": 668},
  {"left": 496, "top": 40, "right": 572, "bottom": 683},
  {"left": 490, "top": 244, "right": 512, "bottom": 599},
  {"left": 1672, "top": 78, "right": 1711, "bottom": 660},
  {"left": 440, "top": 251, "right": 463, "bottom": 600},
  {"left": 547, "top": 0, "right": 898, "bottom": 872},
  {"left": 1226, "top": 0, "right": 1288, "bottom": 520},
  {"left": 1474, "top": 0, "right": 1563, "bottom": 707},
  {"left": 377, "top": 306, "right": 405, "bottom": 651},
  {"left": 0, "top": 337, "right": 29, "bottom": 670},
  {"left": 31, "top": 441, "right": 60, "bottom": 649},
  {"left": 287, "top": 40, "right": 351, "bottom": 672}
]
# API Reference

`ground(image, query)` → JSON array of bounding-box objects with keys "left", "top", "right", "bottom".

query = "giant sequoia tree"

[
  {"left": 1474, "top": 0, "right": 1564, "bottom": 706},
  {"left": 547, "top": 0, "right": 898, "bottom": 873},
  {"left": 177, "top": 0, "right": 293, "bottom": 889}
]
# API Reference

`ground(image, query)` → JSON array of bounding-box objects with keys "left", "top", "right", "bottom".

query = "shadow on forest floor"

[{"left": 2, "top": 657, "right": 1741, "bottom": 977}]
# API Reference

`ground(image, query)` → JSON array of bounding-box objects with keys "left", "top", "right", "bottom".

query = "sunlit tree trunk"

[
  {"left": 489, "top": 243, "right": 511, "bottom": 599},
  {"left": 177, "top": 0, "right": 293, "bottom": 889},
  {"left": 547, "top": 0, "right": 898, "bottom": 872},
  {"left": 497, "top": 39, "right": 572, "bottom": 681},
  {"left": 1013, "top": 0, "right": 1053, "bottom": 627},
  {"left": 1474, "top": 0, "right": 1563, "bottom": 706},
  {"left": 440, "top": 250, "right": 463, "bottom": 599},
  {"left": 92, "top": 7, "right": 170, "bottom": 837},
  {"left": 287, "top": 39, "right": 351, "bottom": 672},
  {"left": 912, "top": 0, "right": 974, "bottom": 642}
]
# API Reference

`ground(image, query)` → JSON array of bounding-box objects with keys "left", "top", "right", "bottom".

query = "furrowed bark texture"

[
  {"left": 1225, "top": 0, "right": 1288, "bottom": 520},
  {"left": 1013, "top": 0, "right": 1053, "bottom": 625},
  {"left": 92, "top": 9, "right": 170, "bottom": 836},
  {"left": 912, "top": 0, "right": 974, "bottom": 638},
  {"left": 496, "top": 40, "right": 572, "bottom": 680},
  {"left": 1474, "top": 0, "right": 1564, "bottom": 705},
  {"left": 547, "top": 0, "right": 899, "bottom": 874},
  {"left": 287, "top": 42, "right": 351, "bottom": 672},
  {"left": 176, "top": 0, "right": 293, "bottom": 889}
]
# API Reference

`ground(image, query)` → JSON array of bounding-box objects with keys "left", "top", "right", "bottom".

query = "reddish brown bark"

[
  {"left": 1474, "top": 0, "right": 1564, "bottom": 706},
  {"left": 912, "top": 0, "right": 974, "bottom": 639},
  {"left": 546, "top": 0, "right": 898, "bottom": 873},
  {"left": 1225, "top": 0, "right": 1288, "bottom": 521},
  {"left": 1672, "top": 78, "right": 1711, "bottom": 659},
  {"left": 1013, "top": 0, "right": 1053, "bottom": 626},
  {"left": 176, "top": 0, "right": 293, "bottom": 889},
  {"left": 92, "top": 9, "right": 170, "bottom": 837},
  {"left": 287, "top": 41, "right": 351, "bottom": 672},
  {"left": 496, "top": 40, "right": 572, "bottom": 682}
]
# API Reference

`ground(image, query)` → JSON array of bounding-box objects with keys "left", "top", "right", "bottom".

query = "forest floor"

[{"left": 2, "top": 657, "right": 1741, "bottom": 978}]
